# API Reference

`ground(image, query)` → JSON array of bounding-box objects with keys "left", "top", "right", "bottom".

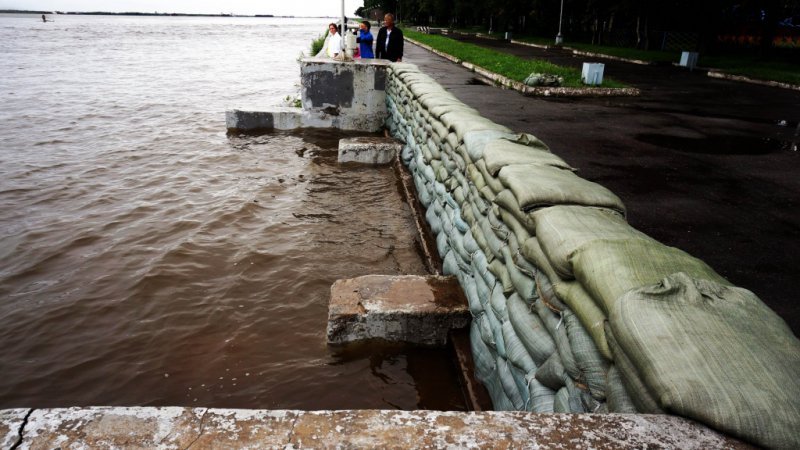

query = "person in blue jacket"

[{"left": 356, "top": 21, "right": 374, "bottom": 59}]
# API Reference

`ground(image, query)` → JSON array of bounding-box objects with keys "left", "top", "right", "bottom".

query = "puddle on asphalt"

[
  {"left": 466, "top": 77, "right": 491, "bottom": 86},
  {"left": 635, "top": 133, "right": 797, "bottom": 155}
]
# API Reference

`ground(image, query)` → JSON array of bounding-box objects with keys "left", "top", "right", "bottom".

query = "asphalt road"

[{"left": 403, "top": 37, "right": 800, "bottom": 335}]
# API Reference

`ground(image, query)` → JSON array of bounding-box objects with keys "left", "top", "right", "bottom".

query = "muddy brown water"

[
  {"left": 0, "top": 14, "right": 467, "bottom": 410},
  {"left": 0, "top": 126, "right": 467, "bottom": 411}
]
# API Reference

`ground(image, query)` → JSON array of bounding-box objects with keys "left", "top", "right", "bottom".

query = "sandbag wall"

[{"left": 385, "top": 62, "right": 800, "bottom": 449}]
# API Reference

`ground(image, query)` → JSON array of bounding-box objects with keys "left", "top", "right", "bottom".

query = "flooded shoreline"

[{"left": 0, "top": 15, "right": 466, "bottom": 410}]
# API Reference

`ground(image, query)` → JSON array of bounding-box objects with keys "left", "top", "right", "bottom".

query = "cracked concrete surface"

[
  {"left": 1, "top": 408, "right": 30, "bottom": 449},
  {"left": 1, "top": 407, "right": 752, "bottom": 449}
]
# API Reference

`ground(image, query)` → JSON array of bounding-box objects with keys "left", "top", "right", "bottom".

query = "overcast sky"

[{"left": 0, "top": 0, "right": 365, "bottom": 17}]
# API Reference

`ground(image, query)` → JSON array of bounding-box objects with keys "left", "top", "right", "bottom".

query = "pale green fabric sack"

[
  {"left": 611, "top": 272, "right": 800, "bottom": 449},
  {"left": 507, "top": 293, "right": 556, "bottom": 366},
  {"left": 498, "top": 164, "right": 625, "bottom": 215},
  {"left": 563, "top": 309, "right": 609, "bottom": 401},
  {"left": 605, "top": 365, "right": 637, "bottom": 414},
  {"left": 605, "top": 324, "right": 663, "bottom": 414},
  {"left": 573, "top": 239, "right": 730, "bottom": 315},
  {"left": 494, "top": 189, "right": 536, "bottom": 235},
  {"left": 475, "top": 159, "right": 506, "bottom": 194},
  {"left": 483, "top": 140, "right": 570, "bottom": 176},
  {"left": 532, "top": 205, "right": 653, "bottom": 279},
  {"left": 552, "top": 281, "right": 612, "bottom": 361}
]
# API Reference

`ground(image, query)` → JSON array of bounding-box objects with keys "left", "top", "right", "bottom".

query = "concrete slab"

[
  {"left": 327, "top": 275, "right": 469, "bottom": 345},
  {"left": 1, "top": 408, "right": 29, "bottom": 449},
  {"left": 225, "top": 108, "right": 338, "bottom": 132},
  {"left": 6, "top": 407, "right": 751, "bottom": 449},
  {"left": 338, "top": 137, "right": 401, "bottom": 164}
]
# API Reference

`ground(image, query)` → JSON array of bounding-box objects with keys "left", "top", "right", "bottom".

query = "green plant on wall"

[{"left": 311, "top": 31, "right": 329, "bottom": 56}]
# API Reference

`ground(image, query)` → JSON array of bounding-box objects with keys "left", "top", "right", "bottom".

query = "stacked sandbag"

[{"left": 385, "top": 63, "right": 800, "bottom": 448}]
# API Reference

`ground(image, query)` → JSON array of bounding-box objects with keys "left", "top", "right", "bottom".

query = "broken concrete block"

[
  {"left": 338, "top": 137, "right": 401, "bottom": 164},
  {"left": 327, "top": 274, "right": 469, "bottom": 345}
]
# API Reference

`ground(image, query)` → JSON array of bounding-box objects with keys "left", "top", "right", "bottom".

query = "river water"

[{"left": 0, "top": 14, "right": 466, "bottom": 410}]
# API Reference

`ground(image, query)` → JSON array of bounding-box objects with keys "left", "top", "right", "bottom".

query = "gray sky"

[{"left": 0, "top": 0, "right": 365, "bottom": 17}]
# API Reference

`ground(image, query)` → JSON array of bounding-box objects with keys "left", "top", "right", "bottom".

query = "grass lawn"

[
  {"left": 454, "top": 30, "right": 799, "bottom": 86},
  {"left": 405, "top": 29, "right": 627, "bottom": 88},
  {"left": 510, "top": 35, "right": 800, "bottom": 85},
  {"left": 699, "top": 55, "right": 800, "bottom": 85}
]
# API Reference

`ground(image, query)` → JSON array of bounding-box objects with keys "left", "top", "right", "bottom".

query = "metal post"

[
  {"left": 341, "top": 0, "right": 346, "bottom": 50},
  {"left": 555, "top": 0, "right": 564, "bottom": 45}
]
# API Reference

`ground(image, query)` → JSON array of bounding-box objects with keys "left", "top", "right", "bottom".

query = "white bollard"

[
  {"left": 581, "top": 63, "right": 605, "bottom": 86},
  {"left": 679, "top": 51, "right": 699, "bottom": 70}
]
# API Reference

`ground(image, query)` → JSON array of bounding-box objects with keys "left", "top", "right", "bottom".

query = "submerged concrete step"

[
  {"left": 338, "top": 137, "right": 401, "bottom": 164},
  {"left": 327, "top": 274, "right": 469, "bottom": 345},
  {"left": 2, "top": 407, "right": 751, "bottom": 449}
]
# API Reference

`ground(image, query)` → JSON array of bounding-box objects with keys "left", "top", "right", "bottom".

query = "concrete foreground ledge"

[
  {"left": 1, "top": 407, "right": 751, "bottom": 449},
  {"left": 327, "top": 275, "right": 469, "bottom": 345}
]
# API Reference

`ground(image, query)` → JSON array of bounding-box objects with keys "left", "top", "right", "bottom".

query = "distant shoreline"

[{"left": 0, "top": 10, "right": 335, "bottom": 18}]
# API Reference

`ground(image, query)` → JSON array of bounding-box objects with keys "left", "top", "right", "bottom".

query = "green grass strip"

[
  {"left": 700, "top": 55, "right": 800, "bottom": 86},
  {"left": 405, "top": 30, "right": 626, "bottom": 88},
  {"left": 514, "top": 36, "right": 799, "bottom": 85}
]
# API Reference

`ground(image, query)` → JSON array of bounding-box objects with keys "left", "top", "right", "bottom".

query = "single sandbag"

[
  {"left": 573, "top": 239, "right": 730, "bottom": 315},
  {"left": 507, "top": 293, "right": 556, "bottom": 366},
  {"left": 562, "top": 309, "right": 609, "bottom": 401},
  {"left": 552, "top": 281, "right": 612, "bottom": 361},
  {"left": 532, "top": 205, "right": 653, "bottom": 279},
  {"left": 605, "top": 364, "right": 637, "bottom": 414},
  {"left": 611, "top": 272, "right": 800, "bottom": 450},
  {"left": 535, "top": 352, "right": 567, "bottom": 391},
  {"left": 483, "top": 139, "right": 569, "bottom": 176},
  {"left": 498, "top": 164, "right": 625, "bottom": 215},
  {"left": 493, "top": 189, "right": 536, "bottom": 235}
]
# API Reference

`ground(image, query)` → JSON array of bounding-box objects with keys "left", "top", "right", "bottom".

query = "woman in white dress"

[{"left": 320, "top": 23, "right": 342, "bottom": 58}]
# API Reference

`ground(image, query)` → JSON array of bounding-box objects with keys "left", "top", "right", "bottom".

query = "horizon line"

[{"left": 0, "top": 9, "right": 342, "bottom": 18}]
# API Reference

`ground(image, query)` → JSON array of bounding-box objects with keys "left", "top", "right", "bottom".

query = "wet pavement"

[{"left": 403, "top": 38, "right": 800, "bottom": 335}]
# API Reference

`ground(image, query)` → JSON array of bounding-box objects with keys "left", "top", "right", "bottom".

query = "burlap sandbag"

[
  {"left": 494, "top": 189, "right": 536, "bottom": 235},
  {"left": 611, "top": 272, "right": 800, "bottom": 449},
  {"left": 498, "top": 164, "right": 625, "bottom": 215},
  {"left": 572, "top": 239, "right": 729, "bottom": 315},
  {"left": 532, "top": 205, "right": 653, "bottom": 280},
  {"left": 482, "top": 139, "right": 569, "bottom": 176}
]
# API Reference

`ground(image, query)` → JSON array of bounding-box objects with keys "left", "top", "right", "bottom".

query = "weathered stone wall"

[{"left": 384, "top": 62, "right": 800, "bottom": 449}]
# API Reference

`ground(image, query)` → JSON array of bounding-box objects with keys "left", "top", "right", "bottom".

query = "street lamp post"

[
  {"left": 555, "top": 0, "right": 564, "bottom": 45},
  {"left": 341, "top": 0, "right": 346, "bottom": 34}
]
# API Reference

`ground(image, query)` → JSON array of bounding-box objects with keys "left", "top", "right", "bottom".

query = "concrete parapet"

[
  {"left": 226, "top": 58, "right": 392, "bottom": 133},
  {"left": 300, "top": 57, "right": 391, "bottom": 132},
  {"left": 327, "top": 275, "right": 469, "bottom": 345},
  {"left": 2, "top": 407, "right": 751, "bottom": 449},
  {"left": 338, "top": 137, "right": 401, "bottom": 164}
]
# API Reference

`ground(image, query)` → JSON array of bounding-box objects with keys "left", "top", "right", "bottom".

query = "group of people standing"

[{"left": 322, "top": 13, "right": 403, "bottom": 63}]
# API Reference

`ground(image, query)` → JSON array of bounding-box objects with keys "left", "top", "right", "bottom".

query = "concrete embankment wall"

[{"left": 385, "top": 62, "right": 800, "bottom": 449}]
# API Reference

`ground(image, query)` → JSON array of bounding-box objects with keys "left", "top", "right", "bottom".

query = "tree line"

[{"left": 356, "top": 0, "right": 800, "bottom": 54}]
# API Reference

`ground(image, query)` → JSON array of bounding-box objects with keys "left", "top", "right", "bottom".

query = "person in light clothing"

[{"left": 322, "top": 23, "right": 342, "bottom": 58}]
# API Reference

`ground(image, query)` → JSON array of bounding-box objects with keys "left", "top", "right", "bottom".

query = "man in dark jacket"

[{"left": 375, "top": 13, "right": 404, "bottom": 62}]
